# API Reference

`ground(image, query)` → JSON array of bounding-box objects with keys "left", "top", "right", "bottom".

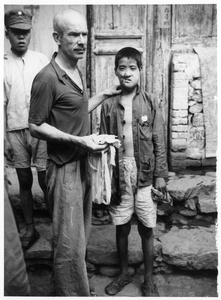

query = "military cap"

[{"left": 4, "top": 9, "right": 32, "bottom": 30}]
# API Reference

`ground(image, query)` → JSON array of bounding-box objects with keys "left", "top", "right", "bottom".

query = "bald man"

[{"left": 29, "top": 9, "right": 120, "bottom": 296}]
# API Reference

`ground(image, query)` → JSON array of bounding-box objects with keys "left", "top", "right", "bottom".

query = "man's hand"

[
  {"left": 103, "top": 85, "right": 122, "bottom": 97},
  {"left": 4, "top": 138, "right": 14, "bottom": 162},
  {"left": 153, "top": 177, "right": 166, "bottom": 195},
  {"left": 79, "top": 135, "right": 109, "bottom": 153}
]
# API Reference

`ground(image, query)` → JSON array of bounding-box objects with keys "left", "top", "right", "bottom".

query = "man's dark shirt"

[{"left": 29, "top": 53, "right": 89, "bottom": 165}]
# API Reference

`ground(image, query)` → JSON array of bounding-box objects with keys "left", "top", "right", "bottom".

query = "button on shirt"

[{"left": 4, "top": 49, "right": 49, "bottom": 131}]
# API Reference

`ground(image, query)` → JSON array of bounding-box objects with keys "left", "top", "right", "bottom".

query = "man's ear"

[
  {"left": 5, "top": 29, "right": 9, "bottom": 39},
  {"left": 52, "top": 31, "right": 60, "bottom": 45}
]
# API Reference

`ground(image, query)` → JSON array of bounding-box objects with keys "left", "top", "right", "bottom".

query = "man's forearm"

[
  {"left": 29, "top": 122, "right": 81, "bottom": 146},
  {"left": 88, "top": 91, "right": 108, "bottom": 113},
  {"left": 29, "top": 122, "right": 109, "bottom": 153}
]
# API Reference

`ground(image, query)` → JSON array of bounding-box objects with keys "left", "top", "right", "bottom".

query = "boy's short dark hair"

[{"left": 115, "top": 47, "right": 142, "bottom": 70}]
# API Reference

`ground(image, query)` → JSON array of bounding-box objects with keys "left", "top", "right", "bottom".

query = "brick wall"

[{"left": 169, "top": 53, "right": 216, "bottom": 171}]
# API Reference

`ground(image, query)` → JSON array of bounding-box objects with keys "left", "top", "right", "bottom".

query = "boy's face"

[
  {"left": 5, "top": 28, "right": 31, "bottom": 56},
  {"left": 115, "top": 57, "right": 140, "bottom": 92}
]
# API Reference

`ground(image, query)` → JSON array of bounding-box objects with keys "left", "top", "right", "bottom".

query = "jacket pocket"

[{"left": 139, "top": 155, "right": 153, "bottom": 184}]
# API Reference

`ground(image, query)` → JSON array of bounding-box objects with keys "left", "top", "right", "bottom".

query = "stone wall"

[{"left": 169, "top": 53, "right": 216, "bottom": 171}]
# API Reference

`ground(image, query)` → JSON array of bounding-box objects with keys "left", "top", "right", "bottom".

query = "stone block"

[
  {"left": 167, "top": 175, "right": 204, "bottom": 201},
  {"left": 170, "top": 124, "right": 188, "bottom": 132},
  {"left": 189, "top": 103, "right": 203, "bottom": 114},
  {"left": 196, "top": 177, "right": 217, "bottom": 213},
  {"left": 188, "top": 126, "right": 204, "bottom": 141},
  {"left": 183, "top": 53, "right": 201, "bottom": 80},
  {"left": 170, "top": 116, "right": 188, "bottom": 125},
  {"left": 171, "top": 87, "right": 188, "bottom": 110},
  {"left": 171, "top": 109, "right": 188, "bottom": 118},
  {"left": 190, "top": 79, "right": 202, "bottom": 90},
  {"left": 188, "top": 140, "right": 205, "bottom": 150},
  {"left": 188, "top": 84, "right": 194, "bottom": 98},
  {"left": 202, "top": 157, "right": 217, "bottom": 166},
  {"left": 188, "top": 100, "right": 197, "bottom": 106},
  {"left": 169, "top": 151, "right": 187, "bottom": 160},
  {"left": 168, "top": 158, "right": 186, "bottom": 168},
  {"left": 170, "top": 131, "right": 188, "bottom": 139},
  {"left": 171, "top": 72, "right": 188, "bottom": 88},
  {"left": 186, "top": 148, "right": 202, "bottom": 160},
  {"left": 170, "top": 138, "right": 187, "bottom": 152},
  {"left": 191, "top": 90, "right": 202, "bottom": 103},
  {"left": 159, "top": 226, "right": 217, "bottom": 270},
  {"left": 185, "top": 159, "right": 202, "bottom": 167},
  {"left": 192, "top": 113, "right": 204, "bottom": 127}
]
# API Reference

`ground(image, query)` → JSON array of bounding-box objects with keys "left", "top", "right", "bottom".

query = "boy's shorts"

[
  {"left": 109, "top": 157, "right": 157, "bottom": 228},
  {"left": 8, "top": 129, "right": 47, "bottom": 172}
]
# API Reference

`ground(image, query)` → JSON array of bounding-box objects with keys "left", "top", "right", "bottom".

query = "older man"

[{"left": 28, "top": 9, "right": 120, "bottom": 296}]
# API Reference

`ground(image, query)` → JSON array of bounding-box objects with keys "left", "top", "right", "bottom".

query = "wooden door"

[{"left": 88, "top": 5, "right": 147, "bottom": 133}]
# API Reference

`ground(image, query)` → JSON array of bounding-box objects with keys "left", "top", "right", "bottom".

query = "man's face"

[
  {"left": 5, "top": 28, "right": 31, "bottom": 56},
  {"left": 115, "top": 57, "right": 140, "bottom": 92},
  {"left": 57, "top": 14, "right": 88, "bottom": 62}
]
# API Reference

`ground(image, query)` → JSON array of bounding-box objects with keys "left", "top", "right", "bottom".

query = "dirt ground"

[{"left": 27, "top": 265, "right": 218, "bottom": 297}]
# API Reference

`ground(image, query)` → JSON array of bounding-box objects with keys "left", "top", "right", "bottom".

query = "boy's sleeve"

[{"left": 152, "top": 96, "right": 168, "bottom": 178}]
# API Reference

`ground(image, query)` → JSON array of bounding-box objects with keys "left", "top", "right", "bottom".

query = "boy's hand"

[
  {"left": 103, "top": 85, "right": 122, "bottom": 97},
  {"left": 154, "top": 177, "right": 166, "bottom": 195}
]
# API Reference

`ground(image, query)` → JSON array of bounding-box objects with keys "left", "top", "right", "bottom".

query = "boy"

[
  {"left": 4, "top": 9, "right": 49, "bottom": 250},
  {"left": 100, "top": 47, "right": 168, "bottom": 296}
]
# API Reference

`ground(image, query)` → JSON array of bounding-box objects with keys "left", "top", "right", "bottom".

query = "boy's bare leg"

[
  {"left": 138, "top": 221, "right": 154, "bottom": 282},
  {"left": 116, "top": 222, "right": 131, "bottom": 276},
  {"left": 105, "top": 221, "right": 132, "bottom": 295},
  {"left": 16, "top": 168, "right": 34, "bottom": 235},
  {"left": 37, "top": 170, "right": 52, "bottom": 219},
  {"left": 138, "top": 221, "right": 159, "bottom": 296}
]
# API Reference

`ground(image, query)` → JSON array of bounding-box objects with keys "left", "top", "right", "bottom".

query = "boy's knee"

[
  {"left": 116, "top": 222, "right": 131, "bottom": 237},
  {"left": 138, "top": 221, "right": 153, "bottom": 239}
]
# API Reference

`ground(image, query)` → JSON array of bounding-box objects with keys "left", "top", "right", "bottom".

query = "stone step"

[
  {"left": 22, "top": 218, "right": 218, "bottom": 273},
  {"left": 7, "top": 166, "right": 217, "bottom": 273},
  {"left": 7, "top": 167, "right": 217, "bottom": 216}
]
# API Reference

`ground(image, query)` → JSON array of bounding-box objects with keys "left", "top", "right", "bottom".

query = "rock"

[
  {"left": 157, "top": 202, "right": 174, "bottom": 216},
  {"left": 205, "top": 172, "right": 216, "bottom": 177},
  {"left": 197, "top": 176, "right": 217, "bottom": 213},
  {"left": 87, "top": 225, "right": 162, "bottom": 265},
  {"left": 168, "top": 212, "right": 189, "bottom": 225},
  {"left": 186, "top": 148, "right": 202, "bottom": 160},
  {"left": 92, "top": 214, "right": 111, "bottom": 225},
  {"left": 159, "top": 226, "right": 218, "bottom": 270},
  {"left": 179, "top": 209, "right": 197, "bottom": 217},
  {"left": 99, "top": 265, "right": 135, "bottom": 277},
  {"left": 190, "top": 79, "right": 202, "bottom": 90},
  {"left": 189, "top": 103, "right": 203, "bottom": 114},
  {"left": 167, "top": 175, "right": 203, "bottom": 201},
  {"left": 185, "top": 198, "right": 197, "bottom": 210},
  {"left": 192, "top": 113, "right": 204, "bottom": 127},
  {"left": 23, "top": 218, "right": 53, "bottom": 260}
]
